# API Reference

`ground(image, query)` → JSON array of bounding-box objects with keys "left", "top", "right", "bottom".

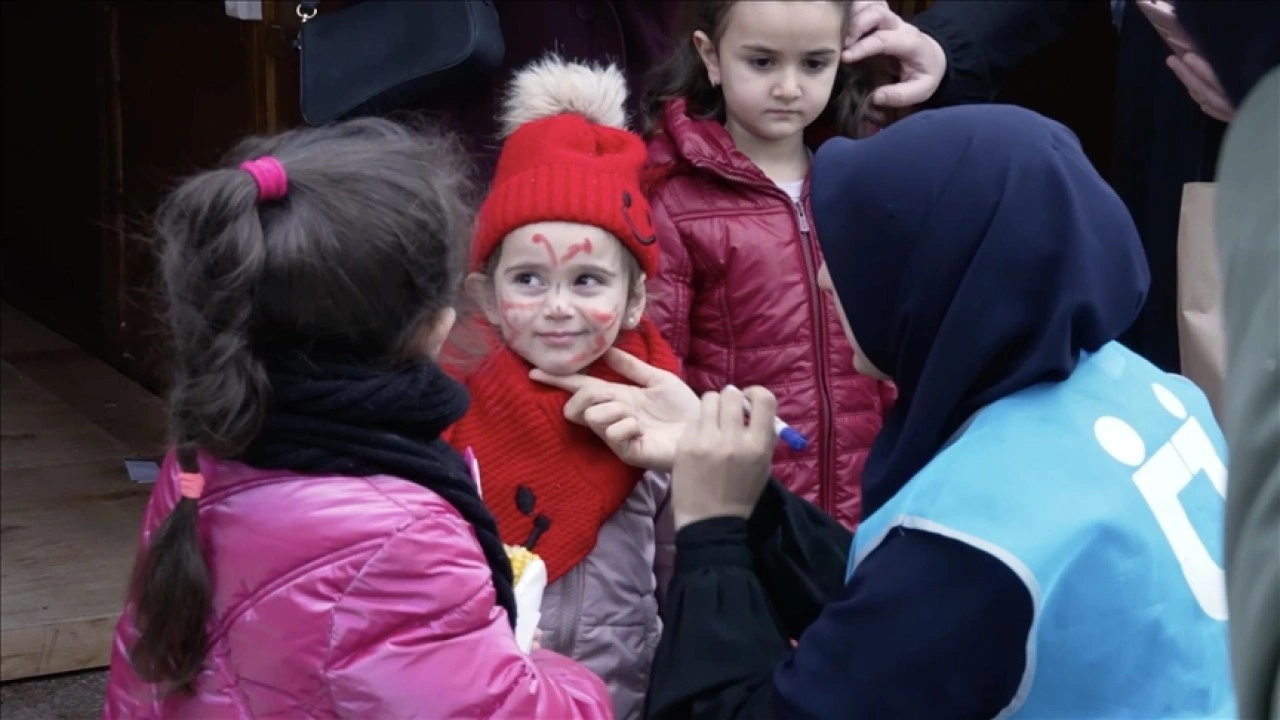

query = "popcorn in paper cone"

[{"left": 505, "top": 545, "right": 546, "bottom": 653}]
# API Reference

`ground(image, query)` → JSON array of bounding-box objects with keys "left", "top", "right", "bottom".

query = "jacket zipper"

[
  {"left": 791, "top": 198, "right": 837, "bottom": 517},
  {"left": 691, "top": 159, "right": 840, "bottom": 517}
]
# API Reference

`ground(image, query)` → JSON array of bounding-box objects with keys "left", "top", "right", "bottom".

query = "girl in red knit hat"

[{"left": 443, "top": 54, "right": 680, "bottom": 720}]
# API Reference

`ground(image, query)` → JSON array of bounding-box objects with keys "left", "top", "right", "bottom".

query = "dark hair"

[
  {"left": 642, "top": 0, "right": 899, "bottom": 139},
  {"left": 127, "top": 116, "right": 475, "bottom": 694}
]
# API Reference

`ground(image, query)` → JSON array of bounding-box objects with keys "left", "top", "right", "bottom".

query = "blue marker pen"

[{"left": 725, "top": 385, "right": 809, "bottom": 451}]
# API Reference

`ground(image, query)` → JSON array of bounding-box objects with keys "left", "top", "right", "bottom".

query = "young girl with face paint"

[
  {"left": 442, "top": 55, "right": 681, "bottom": 720},
  {"left": 641, "top": 0, "right": 899, "bottom": 530}
]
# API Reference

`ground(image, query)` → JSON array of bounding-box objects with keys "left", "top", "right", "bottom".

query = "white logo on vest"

[{"left": 1093, "top": 382, "right": 1229, "bottom": 620}]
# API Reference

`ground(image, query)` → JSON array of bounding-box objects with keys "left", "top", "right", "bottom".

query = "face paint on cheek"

[
  {"left": 531, "top": 234, "right": 558, "bottom": 268},
  {"left": 499, "top": 301, "right": 539, "bottom": 338},
  {"left": 559, "top": 237, "right": 594, "bottom": 264},
  {"left": 567, "top": 333, "right": 610, "bottom": 367},
  {"left": 582, "top": 305, "right": 622, "bottom": 359},
  {"left": 585, "top": 308, "right": 618, "bottom": 328}
]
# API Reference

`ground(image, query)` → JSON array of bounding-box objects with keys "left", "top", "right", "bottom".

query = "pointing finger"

[
  {"left": 605, "top": 349, "right": 663, "bottom": 387},
  {"left": 604, "top": 417, "right": 643, "bottom": 447},
  {"left": 563, "top": 385, "right": 619, "bottom": 422},
  {"left": 583, "top": 400, "right": 632, "bottom": 430},
  {"left": 530, "top": 368, "right": 594, "bottom": 393}
]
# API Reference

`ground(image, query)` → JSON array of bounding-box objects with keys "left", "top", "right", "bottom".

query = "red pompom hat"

[{"left": 471, "top": 55, "right": 659, "bottom": 276}]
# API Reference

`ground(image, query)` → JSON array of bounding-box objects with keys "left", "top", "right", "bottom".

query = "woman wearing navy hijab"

[
  {"left": 534, "top": 104, "right": 1235, "bottom": 718},
  {"left": 797, "top": 104, "right": 1235, "bottom": 719}
]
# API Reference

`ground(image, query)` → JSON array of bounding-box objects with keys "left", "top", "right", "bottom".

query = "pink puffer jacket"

[{"left": 102, "top": 451, "right": 612, "bottom": 719}]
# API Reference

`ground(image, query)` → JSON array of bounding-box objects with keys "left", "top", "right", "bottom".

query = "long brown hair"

[
  {"left": 642, "top": 0, "right": 899, "bottom": 139},
  {"left": 128, "top": 116, "right": 475, "bottom": 694}
]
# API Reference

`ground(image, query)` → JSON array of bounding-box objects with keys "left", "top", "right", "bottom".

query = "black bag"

[{"left": 295, "top": 0, "right": 505, "bottom": 126}]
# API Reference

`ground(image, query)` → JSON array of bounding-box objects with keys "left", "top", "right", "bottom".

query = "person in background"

[
  {"left": 1174, "top": 3, "right": 1280, "bottom": 717},
  {"left": 428, "top": 1, "right": 682, "bottom": 171},
  {"left": 842, "top": 0, "right": 1234, "bottom": 374},
  {"left": 641, "top": 0, "right": 896, "bottom": 531}
]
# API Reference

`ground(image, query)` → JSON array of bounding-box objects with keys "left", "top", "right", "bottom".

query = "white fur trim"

[{"left": 498, "top": 54, "right": 629, "bottom": 138}]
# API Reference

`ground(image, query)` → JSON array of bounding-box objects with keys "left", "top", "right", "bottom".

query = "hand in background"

[
  {"left": 1167, "top": 52, "right": 1235, "bottom": 123},
  {"left": 843, "top": 0, "right": 946, "bottom": 109},
  {"left": 671, "top": 386, "right": 778, "bottom": 531},
  {"left": 531, "top": 349, "right": 699, "bottom": 472}
]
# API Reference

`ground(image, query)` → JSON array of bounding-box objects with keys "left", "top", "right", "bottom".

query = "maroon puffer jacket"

[{"left": 644, "top": 99, "right": 895, "bottom": 529}]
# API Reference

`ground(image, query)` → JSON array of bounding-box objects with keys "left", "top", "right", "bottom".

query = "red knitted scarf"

[{"left": 444, "top": 318, "right": 679, "bottom": 583}]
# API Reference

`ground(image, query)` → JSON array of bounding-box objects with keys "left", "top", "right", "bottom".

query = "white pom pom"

[{"left": 497, "top": 54, "right": 629, "bottom": 138}]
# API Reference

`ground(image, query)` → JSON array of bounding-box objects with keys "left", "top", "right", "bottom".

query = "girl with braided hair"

[{"left": 102, "top": 117, "right": 612, "bottom": 719}]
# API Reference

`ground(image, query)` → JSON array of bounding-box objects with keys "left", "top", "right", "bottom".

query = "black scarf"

[{"left": 239, "top": 351, "right": 517, "bottom": 628}]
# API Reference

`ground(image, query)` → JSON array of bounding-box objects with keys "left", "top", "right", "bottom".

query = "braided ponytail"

[
  {"left": 128, "top": 163, "right": 268, "bottom": 695},
  {"left": 128, "top": 117, "right": 478, "bottom": 695}
]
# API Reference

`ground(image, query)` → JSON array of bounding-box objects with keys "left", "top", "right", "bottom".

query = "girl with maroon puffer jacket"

[{"left": 641, "top": 0, "right": 896, "bottom": 529}]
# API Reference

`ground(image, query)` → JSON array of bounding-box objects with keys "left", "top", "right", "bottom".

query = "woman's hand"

[
  {"left": 531, "top": 349, "right": 700, "bottom": 472},
  {"left": 843, "top": 1, "right": 946, "bottom": 109},
  {"left": 1166, "top": 52, "right": 1235, "bottom": 123},
  {"left": 671, "top": 386, "right": 778, "bottom": 531}
]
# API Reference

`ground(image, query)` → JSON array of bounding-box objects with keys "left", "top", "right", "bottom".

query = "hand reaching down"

[{"left": 843, "top": 0, "right": 946, "bottom": 109}]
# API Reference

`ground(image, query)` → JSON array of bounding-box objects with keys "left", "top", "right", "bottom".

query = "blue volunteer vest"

[{"left": 850, "top": 342, "right": 1236, "bottom": 718}]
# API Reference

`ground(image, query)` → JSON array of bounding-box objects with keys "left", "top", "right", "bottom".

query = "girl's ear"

[
  {"left": 414, "top": 307, "right": 458, "bottom": 359},
  {"left": 464, "top": 273, "right": 501, "bottom": 326},
  {"left": 624, "top": 274, "right": 648, "bottom": 329},
  {"left": 692, "top": 31, "right": 721, "bottom": 87}
]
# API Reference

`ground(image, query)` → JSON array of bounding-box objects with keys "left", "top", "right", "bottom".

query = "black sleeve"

[
  {"left": 745, "top": 480, "right": 853, "bottom": 640},
  {"left": 646, "top": 523, "right": 1033, "bottom": 720},
  {"left": 912, "top": 0, "right": 1095, "bottom": 106}
]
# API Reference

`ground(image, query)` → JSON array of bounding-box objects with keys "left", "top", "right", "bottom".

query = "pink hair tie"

[
  {"left": 178, "top": 471, "right": 206, "bottom": 501},
  {"left": 239, "top": 156, "right": 288, "bottom": 202}
]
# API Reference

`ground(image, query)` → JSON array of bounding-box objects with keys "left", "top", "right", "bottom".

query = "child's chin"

[{"left": 529, "top": 350, "right": 604, "bottom": 378}]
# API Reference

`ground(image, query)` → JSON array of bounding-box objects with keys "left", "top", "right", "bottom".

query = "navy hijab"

[{"left": 811, "top": 104, "right": 1150, "bottom": 517}]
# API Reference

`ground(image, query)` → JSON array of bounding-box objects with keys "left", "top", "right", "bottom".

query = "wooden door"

[
  {"left": 109, "top": 1, "right": 310, "bottom": 392},
  {"left": 108, "top": 1, "right": 265, "bottom": 391},
  {"left": 1, "top": 1, "right": 308, "bottom": 393}
]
